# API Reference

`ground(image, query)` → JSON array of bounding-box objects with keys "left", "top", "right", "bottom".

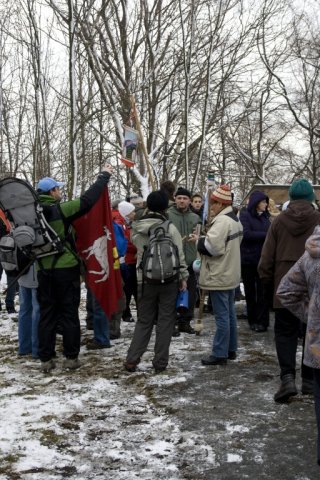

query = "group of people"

[{"left": 3, "top": 168, "right": 320, "bottom": 466}]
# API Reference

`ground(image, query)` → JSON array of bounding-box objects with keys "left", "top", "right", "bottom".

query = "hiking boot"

[
  {"left": 201, "top": 355, "right": 227, "bottom": 366},
  {"left": 301, "top": 378, "right": 314, "bottom": 395},
  {"left": 124, "top": 362, "right": 138, "bottom": 373},
  {"left": 172, "top": 325, "right": 181, "bottom": 337},
  {"left": 41, "top": 359, "right": 56, "bottom": 373},
  {"left": 228, "top": 351, "right": 237, "bottom": 360},
  {"left": 6, "top": 307, "right": 16, "bottom": 314},
  {"left": 179, "top": 324, "right": 195, "bottom": 334},
  {"left": 63, "top": 358, "right": 81, "bottom": 370},
  {"left": 110, "top": 333, "right": 121, "bottom": 340},
  {"left": 86, "top": 340, "right": 112, "bottom": 350},
  {"left": 274, "top": 374, "right": 298, "bottom": 403}
]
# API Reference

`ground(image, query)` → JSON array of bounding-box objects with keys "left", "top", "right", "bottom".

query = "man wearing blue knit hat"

[{"left": 258, "top": 178, "right": 320, "bottom": 402}]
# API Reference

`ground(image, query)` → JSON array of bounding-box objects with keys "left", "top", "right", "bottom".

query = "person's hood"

[
  {"left": 247, "top": 191, "right": 269, "bottom": 215},
  {"left": 305, "top": 225, "right": 320, "bottom": 258},
  {"left": 112, "top": 209, "right": 123, "bottom": 223},
  {"left": 132, "top": 214, "right": 167, "bottom": 235},
  {"left": 281, "top": 200, "right": 319, "bottom": 237}
]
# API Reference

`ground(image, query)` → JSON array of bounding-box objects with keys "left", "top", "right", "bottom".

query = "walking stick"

[{"left": 194, "top": 288, "right": 206, "bottom": 335}]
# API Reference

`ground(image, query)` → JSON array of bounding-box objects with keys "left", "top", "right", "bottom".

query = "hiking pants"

[
  {"left": 37, "top": 266, "right": 81, "bottom": 362},
  {"left": 241, "top": 264, "right": 269, "bottom": 329},
  {"left": 126, "top": 281, "right": 179, "bottom": 370}
]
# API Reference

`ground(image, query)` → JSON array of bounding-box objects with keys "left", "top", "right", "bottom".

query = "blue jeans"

[
  {"left": 18, "top": 286, "right": 39, "bottom": 358},
  {"left": 210, "top": 289, "right": 238, "bottom": 358},
  {"left": 87, "top": 289, "right": 110, "bottom": 346}
]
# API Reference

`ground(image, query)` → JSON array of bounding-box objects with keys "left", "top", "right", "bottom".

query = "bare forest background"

[{"left": 0, "top": 0, "right": 319, "bottom": 203}]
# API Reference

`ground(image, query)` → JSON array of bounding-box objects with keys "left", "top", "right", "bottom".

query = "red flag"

[{"left": 73, "top": 188, "right": 123, "bottom": 319}]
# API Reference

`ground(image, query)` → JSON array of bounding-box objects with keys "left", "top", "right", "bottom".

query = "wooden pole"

[{"left": 130, "top": 95, "right": 156, "bottom": 191}]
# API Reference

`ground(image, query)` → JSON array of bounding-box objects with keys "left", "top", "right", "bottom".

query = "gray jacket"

[{"left": 18, "top": 263, "right": 38, "bottom": 289}]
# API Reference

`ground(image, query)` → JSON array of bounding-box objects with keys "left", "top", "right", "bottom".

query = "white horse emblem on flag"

[{"left": 82, "top": 226, "right": 111, "bottom": 283}]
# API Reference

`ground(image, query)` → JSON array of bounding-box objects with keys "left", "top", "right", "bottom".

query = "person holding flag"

[{"left": 36, "top": 164, "right": 120, "bottom": 373}]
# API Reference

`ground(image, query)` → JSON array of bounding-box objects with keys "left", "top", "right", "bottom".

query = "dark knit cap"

[
  {"left": 175, "top": 186, "right": 191, "bottom": 198},
  {"left": 147, "top": 190, "right": 169, "bottom": 212},
  {"left": 289, "top": 179, "right": 315, "bottom": 202}
]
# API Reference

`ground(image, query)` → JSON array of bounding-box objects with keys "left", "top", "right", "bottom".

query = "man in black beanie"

[
  {"left": 167, "top": 187, "right": 202, "bottom": 334},
  {"left": 124, "top": 190, "right": 188, "bottom": 373}
]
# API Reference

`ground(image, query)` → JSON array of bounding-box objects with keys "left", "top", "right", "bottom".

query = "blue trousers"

[
  {"left": 18, "top": 286, "right": 39, "bottom": 358},
  {"left": 210, "top": 289, "right": 238, "bottom": 358},
  {"left": 87, "top": 289, "right": 110, "bottom": 346}
]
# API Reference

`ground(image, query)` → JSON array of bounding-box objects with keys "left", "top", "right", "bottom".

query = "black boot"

[{"left": 274, "top": 373, "right": 298, "bottom": 403}]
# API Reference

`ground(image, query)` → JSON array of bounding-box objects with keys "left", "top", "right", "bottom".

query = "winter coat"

[
  {"left": 277, "top": 225, "right": 320, "bottom": 369},
  {"left": 112, "top": 209, "right": 137, "bottom": 265},
  {"left": 167, "top": 205, "right": 201, "bottom": 266},
  {"left": 131, "top": 212, "right": 189, "bottom": 284},
  {"left": 240, "top": 191, "right": 270, "bottom": 266},
  {"left": 258, "top": 200, "right": 320, "bottom": 308},
  {"left": 197, "top": 206, "right": 243, "bottom": 290},
  {"left": 38, "top": 171, "right": 111, "bottom": 270}
]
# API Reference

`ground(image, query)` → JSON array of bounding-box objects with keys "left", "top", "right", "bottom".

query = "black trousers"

[
  {"left": 241, "top": 264, "right": 269, "bottom": 328},
  {"left": 314, "top": 369, "right": 320, "bottom": 465},
  {"left": 121, "top": 264, "right": 138, "bottom": 319},
  {"left": 37, "top": 266, "right": 81, "bottom": 362},
  {"left": 274, "top": 308, "right": 313, "bottom": 380}
]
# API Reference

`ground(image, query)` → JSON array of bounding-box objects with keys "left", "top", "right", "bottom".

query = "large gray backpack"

[
  {"left": 0, "top": 177, "right": 64, "bottom": 274},
  {"left": 141, "top": 220, "right": 180, "bottom": 284}
]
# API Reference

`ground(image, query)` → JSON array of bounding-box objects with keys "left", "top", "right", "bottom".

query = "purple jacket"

[{"left": 240, "top": 191, "right": 270, "bottom": 266}]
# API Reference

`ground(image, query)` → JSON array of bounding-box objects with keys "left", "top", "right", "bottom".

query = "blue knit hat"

[{"left": 289, "top": 179, "right": 315, "bottom": 202}]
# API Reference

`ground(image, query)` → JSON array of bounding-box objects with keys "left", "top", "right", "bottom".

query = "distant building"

[{"left": 241, "top": 184, "right": 320, "bottom": 208}]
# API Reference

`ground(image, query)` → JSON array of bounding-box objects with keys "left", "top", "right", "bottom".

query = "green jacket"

[
  {"left": 167, "top": 205, "right": 201, "bottom": 266},
  {"left": 38, "top": 171, "right": 111, "bottom": 269}
]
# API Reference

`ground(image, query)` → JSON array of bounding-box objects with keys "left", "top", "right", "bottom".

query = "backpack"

[
  {"left": 141, "top": 220, "right": 180, "bottom": 284},
  {"left": 0, "top": 177, "right": 64, "bottom": 274}
]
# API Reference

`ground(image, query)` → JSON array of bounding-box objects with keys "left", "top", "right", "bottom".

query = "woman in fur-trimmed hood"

[
  {"left": 277, "top": 225, "right": 320, "bottom": 467},
  {"left": 239, "top": 190, "right": 270, "bottom": 332}
]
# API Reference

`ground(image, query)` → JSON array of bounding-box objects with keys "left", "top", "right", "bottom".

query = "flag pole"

[{"left": 130, "top": 95, "right": 156, "bottom": 191}]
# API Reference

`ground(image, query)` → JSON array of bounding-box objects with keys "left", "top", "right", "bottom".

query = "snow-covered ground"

[{"left": 0, "top": 285, "right": 319, "bottom": 479}]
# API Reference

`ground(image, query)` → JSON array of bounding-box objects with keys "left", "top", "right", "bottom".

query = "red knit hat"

[{"left": 211, "top": 185, "right": 232, "bottom": 205}]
